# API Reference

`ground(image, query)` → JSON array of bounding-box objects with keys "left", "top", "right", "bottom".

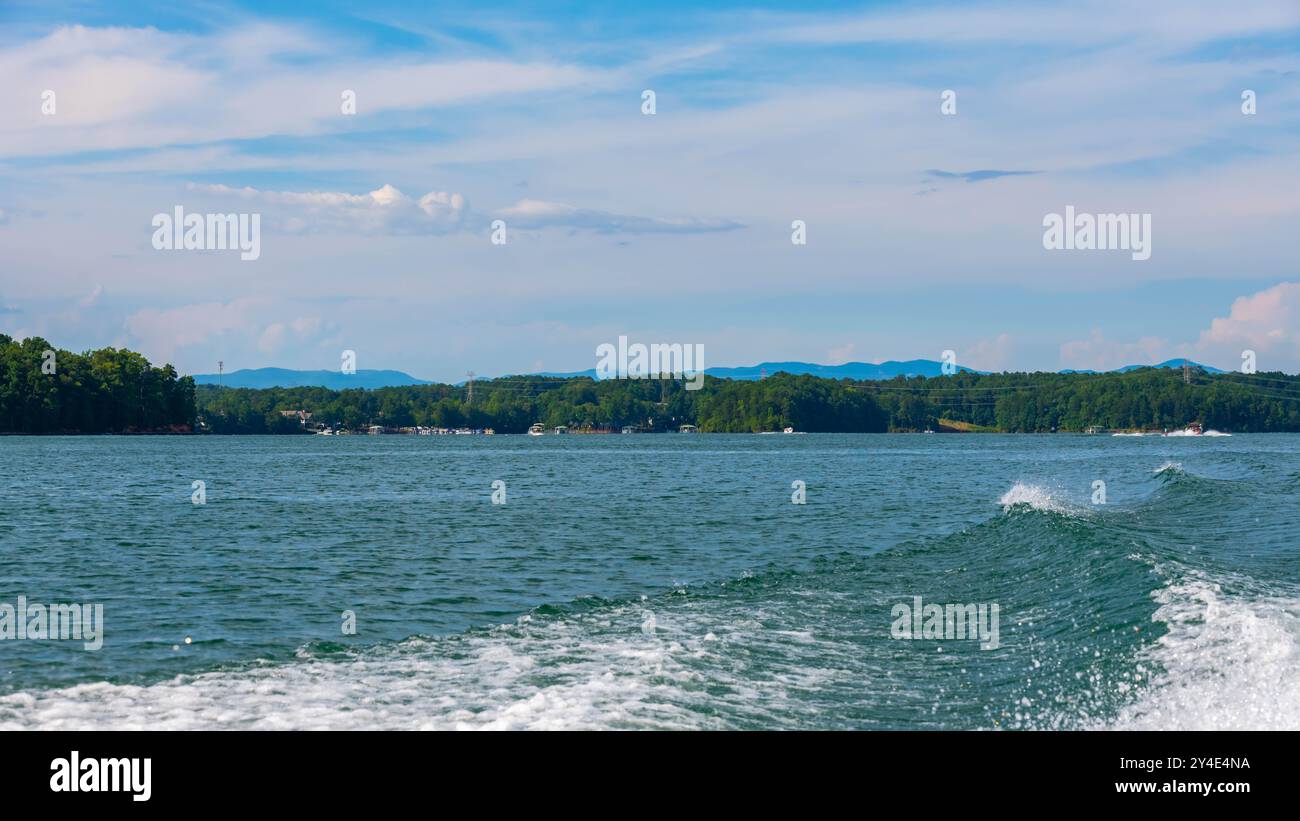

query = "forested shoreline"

[
  {"left": 0, "top": 336, "right": 195, "bottom": 433},
  {"left": 195, "top": 366, "right": 1300, "bottom": 434},
  {"left": 5, "top": 336, "right": 1300, "bottom": 434}
]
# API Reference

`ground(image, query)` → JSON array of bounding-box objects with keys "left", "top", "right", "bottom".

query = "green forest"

[
  {"left": 195, "top": 366, "right": 1300, "bottom": 434},
  {"left": 6, "top": 336, "right": 1300, "bottom": 434},
  {"left": 0, "top": 335, "right": 196, "bottom": 433}
]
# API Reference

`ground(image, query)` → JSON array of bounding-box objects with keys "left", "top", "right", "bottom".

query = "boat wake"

[
  {"left": 1102, "top": 573, "right": 1300, "bottom": 730},
  {"left": 0, "top": 466, "right": 1293, "bottom": 730}
]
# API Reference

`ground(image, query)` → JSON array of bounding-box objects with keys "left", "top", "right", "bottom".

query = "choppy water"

[{"left": 0, "top": 434, "right": 1296, "bottom": 730}]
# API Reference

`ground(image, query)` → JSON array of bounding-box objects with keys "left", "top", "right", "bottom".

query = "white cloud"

[
  {"left": 258, "top": 316, "right": 325, "bottom": 353},
  {"left": 189, "top": 183, "right": 469, "bottom": 234},
  {"left": 188, "top": 183, "right": 741, "bottom": 236},
  {"left": 1059, "top": 330, "right": 1170, "bottom": 371},
  {"left": 964, "top": 334, "right": 1014, "bottom": 372},
  {"left": 1195, "top": 282, "right": 1300, "bottom": 364},
  {"left": 1060, "top": 283, "right": 1300, "bottom": 372},
  {"left": 0, "top": 24, "right": 599, "bottom": 159},
  {"left": 125, "top": 298, "right": 266, "bottom": 364},
  {"left": 494, "top": 199, "right": 743, "bottom": 234}
]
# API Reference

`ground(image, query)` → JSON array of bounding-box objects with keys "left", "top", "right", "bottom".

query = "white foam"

[
  {"left": 0, "top": 601, "right": 835, "bottom": 731},
  {"left": 1106, "top": 574, "right": 1300, "bottom": 730},
  {"left": 1152, "top": 461, "right": 1182, "bottom": 475},
  {"left": 0, "top": 627, "right": 688, "bottom": 730},
  {"left": 998, "top": 482, "right": 1077, "bottom": 516}
]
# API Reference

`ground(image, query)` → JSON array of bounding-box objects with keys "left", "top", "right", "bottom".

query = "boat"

[
  {"left": 783, "top": 426, "right": 795, "bottom": 434},
  {"left": 527, "top": 423, "right": 545, "bottom": 436},
  {"left": 678, "top": 424, "right": 698, "bottom": 433},
  {"left": 553, "top": 425, "right": 568, "bottom": 435},
  {"left": 1165, "top": 422, "right": 1231, "bottom": 437}
]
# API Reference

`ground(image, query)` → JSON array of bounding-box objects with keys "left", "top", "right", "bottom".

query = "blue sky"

[{"left": 2, "top": 0, "right": 1299, "bottom": 379}]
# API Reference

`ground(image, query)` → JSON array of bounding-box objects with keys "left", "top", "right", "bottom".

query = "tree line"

[
  {"left": 6, "top": 336, "right": 1300, "bottom": 434},
  {"left": 0, "top": 335, "right": 195, "bottom": 433},
  {"left": 861, "top": 369, "right": 1300, "bottom": 432},
  {"left": 196, "top": 367, "right": 1300, "bottom": 434}
]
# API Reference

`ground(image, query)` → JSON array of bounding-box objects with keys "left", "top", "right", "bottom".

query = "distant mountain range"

[
  {"left": 1059, "top": 358, "right": 1226, "bottom": 375},
  {"left": 192, "top": 358, "right": 1226, "bottom": 390},
  {"left": 536, "top": 359, "right": 982, "bottom": 381},
  {"left": 191, "top": 368, "right": 432, "bottom": 390}
]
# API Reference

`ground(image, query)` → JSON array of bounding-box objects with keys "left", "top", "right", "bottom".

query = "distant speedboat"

[
  {"left": 527, "top": 423, "right": 545, "bottom": 436},
  {"left": 1166, "top": 423, "right": 1231, "bottom": 437},
  {"left": 553, "top": 425, "right": 568, "bottom": 435},
  {"left": 783, "top": 427, "right": 795, "bottom": 434}
]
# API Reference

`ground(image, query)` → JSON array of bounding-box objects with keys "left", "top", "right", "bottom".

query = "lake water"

[{"left": 1, "top": 433, "right": 1297, "bottom": 729}]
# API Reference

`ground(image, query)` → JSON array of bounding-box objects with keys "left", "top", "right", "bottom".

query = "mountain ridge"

[{"left": 192, "top": 358, "right": 1227, "bottom": 389}]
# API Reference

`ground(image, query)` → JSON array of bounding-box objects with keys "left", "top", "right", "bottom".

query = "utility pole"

[
  {"left": 466, "top": 371, "right": 475, "bottom": 405},
  {"left": 218, "top": 360, "right": 224, "bottom": 387}
]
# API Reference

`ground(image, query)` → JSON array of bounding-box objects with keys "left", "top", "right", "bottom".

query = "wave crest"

[{"left": 998, "top": 482, "right": 1078, "bottom": 516}]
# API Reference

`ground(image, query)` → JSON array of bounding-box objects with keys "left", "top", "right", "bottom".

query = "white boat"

[
  {"left": 553, "top": 425, "right": 568, "bottom": 435},
  {"left": 783, "top": 427, "right": 795, "bottom": 434},
  {"left": 1165, "top": 423, "right": 1231, "bottom": 437},
  {"left": 527, "top": 423, "right": 545, "bottom": 436}
]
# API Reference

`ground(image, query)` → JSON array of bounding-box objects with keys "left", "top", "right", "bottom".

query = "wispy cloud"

[
  {"left": 0, "top": 23, "right": 600, "bottom": 159},
  {"left": 493, "top": 200, "right": 744, "bottom": 234},
  {"left": 186, "top": 182, "right": 742, "bottom": 236},
  {"left": 3, "top": 2, "right": 1299, "bottom": 378},
  {"left": 189, "top": 183, "right": 470, "bottom": 234},
  {"left": 925, "top": 169, "right": 1040, "bottom": 183}
]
